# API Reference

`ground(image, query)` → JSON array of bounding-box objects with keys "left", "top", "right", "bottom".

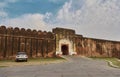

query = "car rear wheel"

[{"left": 25, "top": 59, "right": 27, "bottom": 62}]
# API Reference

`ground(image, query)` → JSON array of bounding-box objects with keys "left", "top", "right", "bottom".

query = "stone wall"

[
  {"left": 0, "top": 26, "right": 55, "bottom": 60},
  {"left": 53, "top": 28, "right": 77, "bottom": 55},
  {"left": 52, "top": 28, "right": 75, "bottom": 43},
  {"left": 75, "top": 35, "right": 120, "bottom": 58},
  {"left": 0, "top": 26, "right": 120, "bottom": 59}
]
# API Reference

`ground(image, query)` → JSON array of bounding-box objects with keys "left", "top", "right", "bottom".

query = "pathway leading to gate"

[{"left": 0, "top": 56, "right": 120, "bottom": 77}]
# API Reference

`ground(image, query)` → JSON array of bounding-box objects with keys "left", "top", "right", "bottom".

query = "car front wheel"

[{"left": 15, "top": 59, "right": 18, "bottom": 62}]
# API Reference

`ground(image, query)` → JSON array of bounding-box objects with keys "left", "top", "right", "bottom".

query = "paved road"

[{"left": 0, "top": 56, "right": 120, "bottom": 77}]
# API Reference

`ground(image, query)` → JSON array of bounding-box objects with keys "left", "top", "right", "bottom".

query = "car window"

[{"left": 17, "top": 52, "right": 26, "bottom": 55}]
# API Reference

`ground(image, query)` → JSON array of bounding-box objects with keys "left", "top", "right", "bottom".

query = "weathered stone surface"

[
  {"left": 0, "top": 26, "right": 120, "bottom": 59},
  {"left": 0, "top": 26, "right": 55, "bottom": 59}
]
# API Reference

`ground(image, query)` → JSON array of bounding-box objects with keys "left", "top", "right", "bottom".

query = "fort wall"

[
  {"left": 75, "top": 36, "right": 120, "bottom": 58},
  {"left": 0, "top": 26, "right": 120, "bottom": 59},
  {"left": 0, "top": 26, "right": 55, "bottom": 59}
]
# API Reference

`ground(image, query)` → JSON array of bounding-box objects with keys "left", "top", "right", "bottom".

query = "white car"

[{"left": 15, "top": 52, "right": 28, "bottom": 62}]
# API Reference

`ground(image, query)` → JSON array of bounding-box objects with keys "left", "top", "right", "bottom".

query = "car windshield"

[{"left": 17, "top": 52, "right": 26, "bottom": 55}]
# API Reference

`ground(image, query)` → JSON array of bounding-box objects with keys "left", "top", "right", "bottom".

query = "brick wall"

[
  {"left": 75, "top": 36, "right": 120, "bottom": 58},
  {"left": 0, "top": 26, "right": 55, "bottom": 60}
]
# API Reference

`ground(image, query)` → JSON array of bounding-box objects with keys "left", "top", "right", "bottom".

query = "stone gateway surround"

[
  {"left": 53, "top": 28, "right": 76, "bottom": 55},
  {"left": 0, "top": 26, "right": 120, "bottom": 59}
]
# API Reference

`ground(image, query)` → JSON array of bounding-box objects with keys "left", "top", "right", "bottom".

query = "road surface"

[{"left": 0, "top": 56, "right": 120, "bottom": 77}]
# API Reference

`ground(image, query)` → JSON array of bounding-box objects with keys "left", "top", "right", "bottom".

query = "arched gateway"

[
  {"left": 57, "top": 39, "right": 76, "bottom": 55},
  {"left": 53, "top": 28, "right": 77, "bottom": 55},
  {"left": 61, "top": 44, "right": 69, "bottom": 55}
]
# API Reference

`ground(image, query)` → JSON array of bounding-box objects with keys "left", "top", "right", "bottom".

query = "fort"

[{"left": 0, "top": 25, "right": 120, "bottom": 60}]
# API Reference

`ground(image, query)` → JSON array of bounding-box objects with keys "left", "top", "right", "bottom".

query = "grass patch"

[
  {"left": 0, "top": 57, "right": 65, "bottom": 67},
  {"left": 90, "top": 57, "right": 120, "bottom": 68},
  {"left": 29, "top": 57, "right": 65, "bottom": 62},
  {"left": 0, "top": 66, "right": 7, "bottom": 68},
  {"left": 0, "top": 59, "right": 14, "bottom": 62}
]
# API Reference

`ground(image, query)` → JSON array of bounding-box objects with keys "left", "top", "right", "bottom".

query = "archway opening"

[{"left": 61, "top": 44, "right": 69, "bottom": 55}]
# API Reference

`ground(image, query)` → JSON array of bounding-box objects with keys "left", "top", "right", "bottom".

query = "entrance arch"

[
  {"left": 56, "top": 39, "right": 76, "bottom": 55},
  {"left": 61, "top": 44, "right": 69, "bottom": 55}
]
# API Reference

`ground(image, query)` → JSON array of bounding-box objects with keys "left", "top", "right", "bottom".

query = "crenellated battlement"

[{"left": 0, "top": 26, "right": 120, "bottom": 59}]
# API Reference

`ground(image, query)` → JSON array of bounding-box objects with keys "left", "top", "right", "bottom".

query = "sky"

[{"left": 0, "top": 0, "right": 120, "bottom": 41}]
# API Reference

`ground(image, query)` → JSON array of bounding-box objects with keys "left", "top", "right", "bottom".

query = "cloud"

[
  {"left": 0, "top": 0, "right": 18, "bottom": 19},
  {"left": 49, "top": 0, "right": 59, "bottom": 3},
  {"left": 0, "top": 2, "right": 7, "bottom": 8},
  {"left": 48, "top": 0, "right": 68, "bottom": 3},
  {"left": 0, "top": 0, "right": 18, "bottom": 7},
  {"left": 57, "top": 0, "right": 72, "bottom": 23},
  {"left": 1, "top": 13, "right": 51, "bottom": 30},
  {"left": 0, "top": 1, "right": 8, "bottom": 17},
  {"left": 54, "top": 0, "right": 120, "bottom": 41},
  {"left": 4, "top": 0, "right": 18, "bottom": 3},
  {"left": 0, "top": 0, "right": 120, "bottom": 41},
  {"left": 0, "top": 11, "right": 8, "bottom": 17}
]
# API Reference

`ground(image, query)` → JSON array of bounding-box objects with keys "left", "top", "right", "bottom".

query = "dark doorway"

[{"left": 61, "top": 44, "right": 69, "bottom": 55}]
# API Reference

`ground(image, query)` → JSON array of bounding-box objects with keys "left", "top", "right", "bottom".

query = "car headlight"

[
  {"left": 16, "top": 55, "right": 19, "bottom": 58},
  {"left": 26, "top": 55, "right": 28, "bottom": 58}
]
